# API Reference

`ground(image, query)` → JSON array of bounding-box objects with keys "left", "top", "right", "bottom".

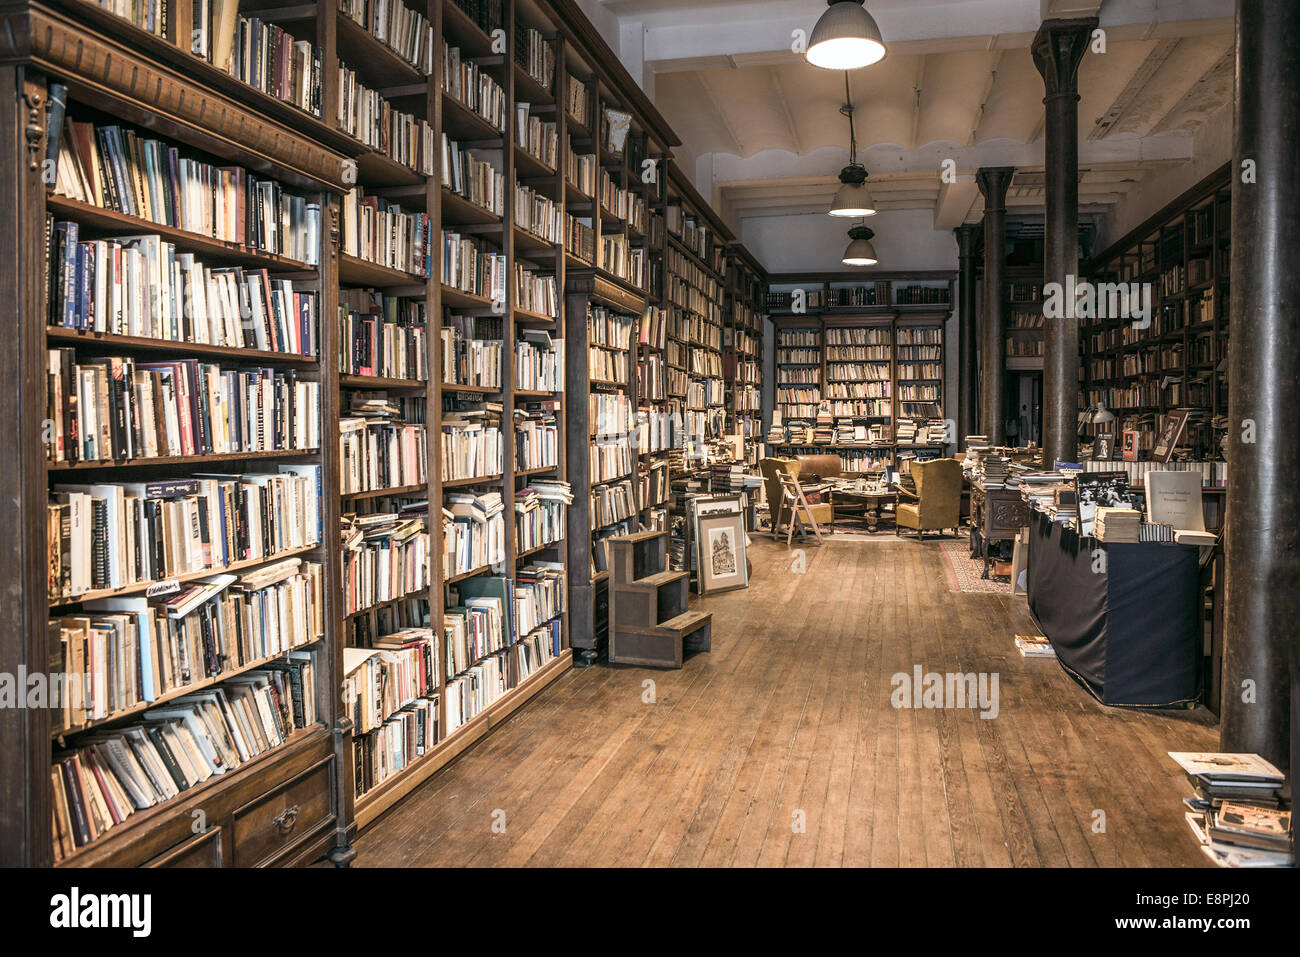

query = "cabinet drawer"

[
  {"left": 144, "top": 828, "right": 223, "bottom": 868},
  {"left": 232, "top": 757, "right": 334, "bottom": 867}
]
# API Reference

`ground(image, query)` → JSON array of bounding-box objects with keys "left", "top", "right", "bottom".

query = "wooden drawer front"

[
  {"left": 232, "top": 758, "right": 334, "bottom": 867},
  {"left": 144, "top": 828, "right": 223, "bottom": 868}
]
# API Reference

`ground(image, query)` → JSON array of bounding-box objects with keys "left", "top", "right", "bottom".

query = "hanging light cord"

[{"left": 840, "top": 72, "right": 857, "bottom": 165}]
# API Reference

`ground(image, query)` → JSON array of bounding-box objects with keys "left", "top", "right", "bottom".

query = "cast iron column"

[
  {"left": 1222, "top": 0, "right": 1300, "bottom": 769},
  {"left": 976, "top": 169, "right": 1012, "bottom": 444},
  {"left": 1033, "top": 18, "right": 1095, "bottom": 466},
  {"left": 955, "top": 224, "right": 980, "bottom": 444}
]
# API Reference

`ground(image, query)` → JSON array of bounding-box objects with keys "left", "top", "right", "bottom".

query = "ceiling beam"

[{"left": 933, "top": 175, "right": 982, "bottom": 229}]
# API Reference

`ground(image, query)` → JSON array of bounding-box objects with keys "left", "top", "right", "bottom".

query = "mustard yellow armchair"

[
  {"left": 759, "top": 457, "right": 833, "bottom": 534},
  {"left": 895, "top": 458, "right": 962, "bottom": 538}
]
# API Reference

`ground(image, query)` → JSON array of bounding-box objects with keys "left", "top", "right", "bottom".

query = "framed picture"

[
  {"left": 1121, "top": 429, "right": 1139, "bottom": 462},
  {"left": 696, "top": 511, "right": 748, "bottom": 595},
  {"left": 1092, "top": 433, "right": 1114, "bottom": 461},
  {"left": 1151, "top": 409, "right": 1191, "bottom": 463}
]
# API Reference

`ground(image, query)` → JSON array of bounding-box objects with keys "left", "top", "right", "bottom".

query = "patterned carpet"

[{"left": 938, "top": 540, "right": 1011, "bottom": 594}]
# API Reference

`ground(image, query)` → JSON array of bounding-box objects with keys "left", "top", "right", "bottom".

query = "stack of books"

[
  {"left": 1014, "top": 634, "right": 1056, "bottom": 658},
  {"left": 1171, "top": 752, "right": 1292, "bottom": 867},
  {"left": 1094, "top": 506, "right": 1141, "bottom": 542}
]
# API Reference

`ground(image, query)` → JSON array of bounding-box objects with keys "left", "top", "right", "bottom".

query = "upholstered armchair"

[
  {"left": 895, "top": 458, "right": 962, "bottom": 538},
  {"left": 759, "top": 457, "right": 834, "bottom": 534}
]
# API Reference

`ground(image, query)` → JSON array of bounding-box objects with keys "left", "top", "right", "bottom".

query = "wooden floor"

[{"left": 356, "top": 535, "right": 1219, "bottom": 867}]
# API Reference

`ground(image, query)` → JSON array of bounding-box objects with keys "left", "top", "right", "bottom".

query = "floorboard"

[{"left": 355, "top": 535, "right": 1219, "bottom": 867}]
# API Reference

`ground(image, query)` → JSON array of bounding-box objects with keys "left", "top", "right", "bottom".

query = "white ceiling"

[{"left": 603, "top": 0, "right": 1235, "bottom": 229}]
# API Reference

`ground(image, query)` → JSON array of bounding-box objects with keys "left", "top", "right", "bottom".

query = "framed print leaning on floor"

[{"left": 696, "top": 511, "right": 748, "bottom": 595}]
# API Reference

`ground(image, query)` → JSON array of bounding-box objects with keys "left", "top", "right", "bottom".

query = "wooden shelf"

[
  {"left": 335, "top": 13, "right": 428, "bottom": 89},
  {"left": 339, "top": 374, "right": 429, "bottom": 390},
  {"left": 441, "top": 473, "right": 505, "bottom": 488},
  {"left": 341, "top": 483, "right": 427, "bottom": 502},
  {"left": 46, "top": 326, "right": 319, "bottom": 365},
  {"left": 339, "top": 254, "right": 427, "bottom": 288},
  {"left": 47, "top": 448, "right": 320, "bottom": 471}
]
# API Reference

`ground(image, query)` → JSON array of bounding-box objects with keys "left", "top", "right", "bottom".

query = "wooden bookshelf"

[
  {"left": 0, "top": 0, "right": 766, "bottom": 867},
  {"left": 766, "top": 271, "right": 954, "bottom": 473},
  {"left": 1080, "top": 166, "right": 1231, "bottom": 463}
]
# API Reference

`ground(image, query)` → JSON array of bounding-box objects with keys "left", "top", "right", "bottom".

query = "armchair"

[
  {"left": 895, "top": 458, "right": 962, "bottom": 538},
  {"left": 759, "top": 457, "right": 834, "bottom": 535}
]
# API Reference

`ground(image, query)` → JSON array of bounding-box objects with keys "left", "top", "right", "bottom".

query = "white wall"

[
  {"left": 1096, "top": 102, "right": 1233, "bottom": 251},
  {"left": 740, "top": 208, "right": 959, "bottom": 273}
]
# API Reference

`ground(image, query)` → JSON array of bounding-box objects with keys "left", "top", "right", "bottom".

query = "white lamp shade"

[
  {"left": 1092, "top": 406, "right": 1116, "bottom": 424},
  {"left": 829, "top": 181, "right": 876, "bottom": 217},
  {"left": 842, "top": 236, "right": 878, "bottom": 266},
  {"left": 807, "top": 2, "right": 887, "bottom": 70}
]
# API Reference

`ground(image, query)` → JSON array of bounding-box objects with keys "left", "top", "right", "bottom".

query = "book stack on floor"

[
  {"left": 1094, "top": 506, "right": 1141, "bottom": 543},
  {"left": 1014, "top": 634, "right": 1056, "bottom": 658},
  {"left": 1170, "top": 751, "right": 1293, "bottom": 867}
]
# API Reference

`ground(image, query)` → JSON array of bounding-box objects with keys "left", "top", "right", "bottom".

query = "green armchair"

[{"left": 895, "top": 458, "right": 962, "bottom": 538}]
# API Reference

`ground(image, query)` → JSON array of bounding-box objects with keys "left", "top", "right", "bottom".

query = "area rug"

[{"left": 939, "top": 540, "right": 1011, "bottom": 594}]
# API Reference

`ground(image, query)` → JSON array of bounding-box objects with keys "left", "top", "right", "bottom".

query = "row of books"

[
  {"left": 514, "top": 181, "right": 563, "bottom": 243},
  {"left": 515, "top": 106, "right": 558, "bottom": 169},
  {"left": 442, "top": 135, "right": 505, "bottom": 215},
  {"left": 51, "top": 558, "right": 324, "bottom": 730},
  {"left": 443, "top": 491, "right": 506, "bottom": 577},
  {"left": 590, "top": 477, "right": 636, "bottom": 528},
  {"left": 340, "top": 0, "right": 435, "bottom": 74},
  {"left": 515, "top": 264, "right": 558, "bottom": 317},
  {"left": 339, "top": 418, "right": 427, "bottom": 495},
  {"left": 48, "top": 467, "right": 322, "bottom": 598},
  {"left": 589, "top": 346, "right": 629, "bottom": 383},
  {"left": 51, "top": 650, "right": 318, "bottom": 861},
  {"left": 514, "top": 566, "right": 564, "bottom": 636},
  {"left": 46, "top": 351, "right": 321, "bottom": 464},
  {"left": 442, "top": 231, "right": 506, "bottom": 302},
  {"left": 565, "top": 141, "right": 596, "bottom": 196},
  {"left": 342, "top": 190, "right": 433, "bottom": 277},
  {"left": 343, "top": 629, "right": 440, "bottom": 736},
  {"left": 514, "top": 480, "right": 570, "bottom": 554},
  {"left": 442, "top": 43, "right": 507, "bottom": 132},
  {"left": 590, "top": 436, "right": 633, "bottom": 484},
  {"left": 231, "top": 16, "right": 322, "bottom": 116},
  {"left": 339, "top": 294, "right": 428, "bottom": 381},
  {"left": 564, "top": 212, "right": 595, "bottom": 264},
  {"left": 341, "top": 512, "right": 429, "bottom": 616},
  {"left": 590, "top": 391, "right": 633, "bottom": 438},
  {"left": 353, "top": 695, "right": 438, "bottom": 798},
  {"left": 441, "top": 408, "right": 504, "bottom": 480},
  {"left": 338, "top": 66, "right": 436, "bottom": 173},
  {"left": 53, "top": 120, "right": 321, "bottom": 264},
  {"left": 441, "top": 314, "right": 503, "bottom": 388},
  {"left": 514, "top": 407, "right": 559, "bottom": 471},
  {"left": 515, "top": 335, "right": 563, "bottom": 392},
  {"left": 515, "top": 25, "right": 555, "bottom": 91},
  {"left": 48, "top": 225, "right": 318, "bottom": 354}
]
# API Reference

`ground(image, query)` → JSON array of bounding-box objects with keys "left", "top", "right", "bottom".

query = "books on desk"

[{"left": 1094, "top": 506, "right": 1140, "bottom": 543}]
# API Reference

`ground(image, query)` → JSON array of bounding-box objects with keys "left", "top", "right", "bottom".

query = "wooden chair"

[{"left": 774, "top": 470, "right": 826, "bottom": 547}]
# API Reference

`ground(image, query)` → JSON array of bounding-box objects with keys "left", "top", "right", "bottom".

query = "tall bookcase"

[
  {"left": 1080, "top": 167, "right": 1231, "bottom": 462},
  {"left": 0, "top": 0, "right": 765, "bottom": 866},
  {"left": 765, "top": 272, "right": 954, "bottom": 474},
  {"left": 724, "top": 245, "right": 765, "bottom": 466}
]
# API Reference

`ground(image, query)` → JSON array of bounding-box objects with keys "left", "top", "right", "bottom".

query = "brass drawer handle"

[{"left": 273, "top": 805, "right": 299, "bottom": 834}]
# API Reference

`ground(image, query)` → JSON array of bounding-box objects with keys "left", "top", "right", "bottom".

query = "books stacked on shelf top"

[
  {"left": 1014, "top": 634, "right": 1056, "bottom": 658},
  {"left": 1094, "top": 506, "right": 1141, "bottom": 543},
  {"left": 1171, "top": 752, "right": 1292, "bottom": 867},
  {"left": 1074, "top": 470, "right": 1131, "bottom": 536}
]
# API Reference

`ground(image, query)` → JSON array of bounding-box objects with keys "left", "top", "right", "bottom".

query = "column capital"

[
  {"left": 1032, "top": 17, "right": 1097, "bottom": 99},
  {"left": 975, "top": 167, "right": 1014, "bottom": 211}
]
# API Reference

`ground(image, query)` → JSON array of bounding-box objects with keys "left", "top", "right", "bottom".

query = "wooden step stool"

[{"left": 607, "top": 529, "right": 712, "bottom": 669}]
